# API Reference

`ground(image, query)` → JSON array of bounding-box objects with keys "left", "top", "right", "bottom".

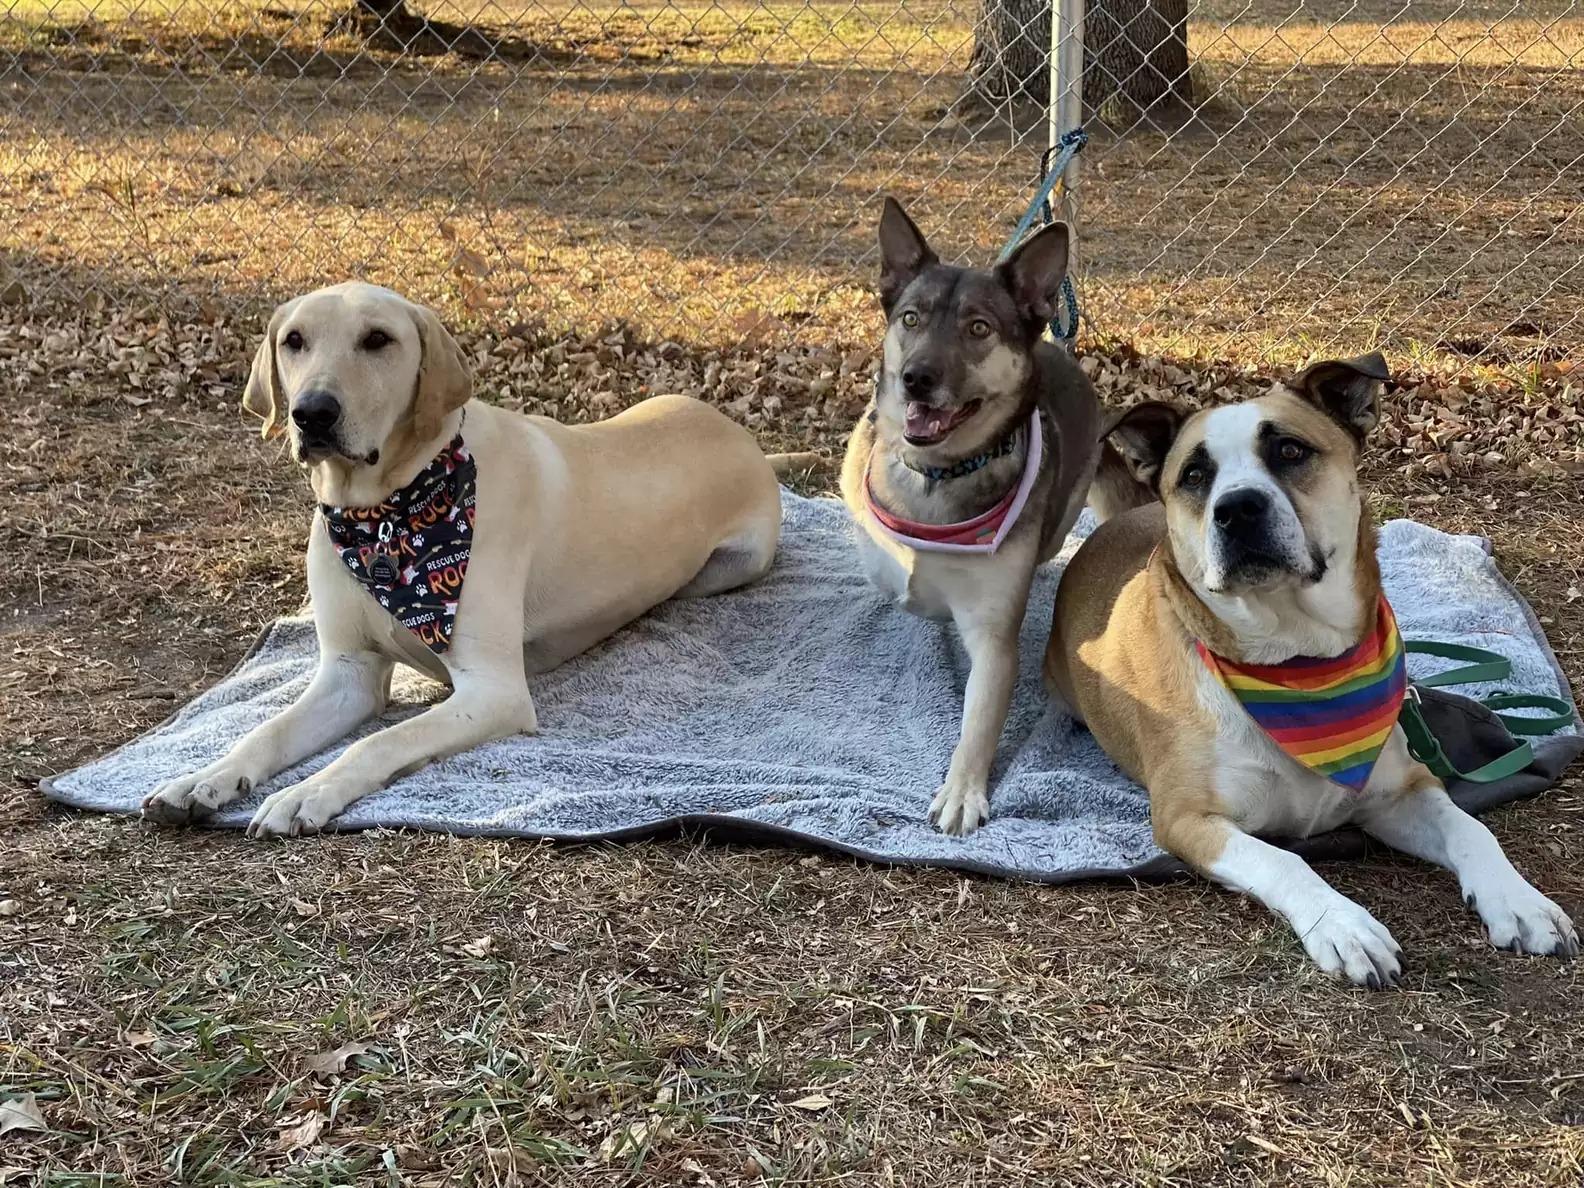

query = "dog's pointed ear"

[
  {"left": 878, "top": 196, "right": 936, "bottom": 313},
  {"left": 408, "top": 299, "right": 471, "bottom": 438},
  {"left": 997, "top": 222, "right": 1069, "bottom": 329},
  {"left": 1291, "top": 352, "right": 1389, "bottom": 442},
  {"left": 1104, "top": 400, "right": 1183, "bottom": 490},
  {"left": 242, "top": 301, "right": 289, "bottom": 439}
]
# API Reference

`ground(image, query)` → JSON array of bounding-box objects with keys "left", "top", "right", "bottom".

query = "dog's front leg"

[
  {"left": 245, "top": 668, "right": 536, "bottom": 839},
  {"left": 1161, "top": 808, "right": 1404, "bottom": 988},
  {"left": 929, "top": 607, "right": 1022, "bottom": 837},
  {"left": 142, "top": 650, "right": 391, "bottom": 824},
  {"left": 1359, "top": 776, "right": 1578, "bottom": 958}
]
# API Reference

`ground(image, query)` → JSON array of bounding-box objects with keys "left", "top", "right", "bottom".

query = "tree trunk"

[
  {"left": 966, "top": 0, "right": 1050, "bottom": 110},
  {"left": 329, "top": 0, "right": 415, "bottom": 37},
  {"left": 1087, "top": 0, "right": 1191, "bottom": 115},
  {"left": 967, "top": 0, "right": 1192, "bottom": 119},
  {"left": 331, "top": 0, "right": 513, "bottom": 58}
]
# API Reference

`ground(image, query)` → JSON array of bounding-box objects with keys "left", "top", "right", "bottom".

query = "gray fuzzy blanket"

[{"left": 42, "top": 492, "right": 1582, "bottom": 881}]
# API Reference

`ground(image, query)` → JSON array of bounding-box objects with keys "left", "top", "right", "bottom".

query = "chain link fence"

[{"left": 1, "top": 0, "right": 1580, "bottom": 383}]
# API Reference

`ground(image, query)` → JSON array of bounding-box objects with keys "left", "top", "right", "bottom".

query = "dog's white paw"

[
  {"left": 142, "top": 763, "right": 253, "bottom": 824},
  {"left": 929, "top": 777, "right": 990, "bottom": 837},
  {"left": 245, "top": 777, "right": 356, "bottom": 840},
  {"left": 1295, "top": 898, "right": 1404, "bottom": 990},
  {"left": 1466, "top": 879, "right": 1579, "bottom": 959}
]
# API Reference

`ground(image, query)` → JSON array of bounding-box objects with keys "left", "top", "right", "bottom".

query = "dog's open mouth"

[{"left": 903, "top": 399, "right": 981, "bottom": 446}]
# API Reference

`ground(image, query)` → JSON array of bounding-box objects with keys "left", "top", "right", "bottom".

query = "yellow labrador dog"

[{"left": 142, "top": 282, "right": 781, "bottom": 837}]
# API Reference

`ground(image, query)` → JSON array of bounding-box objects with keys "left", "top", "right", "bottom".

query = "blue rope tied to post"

[{"left": 999, "top": 127, "right": 1088, "bottom": 344}]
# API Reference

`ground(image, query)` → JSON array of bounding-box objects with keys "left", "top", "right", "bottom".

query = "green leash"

[{"left": 1399, "top": 640, "right": 1575, "bottom": 784}]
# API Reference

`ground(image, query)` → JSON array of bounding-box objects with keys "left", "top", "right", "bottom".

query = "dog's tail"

[
  {"left": 766, "top": 451, "right": 824, "bottom": 479},
  {"left": 1087, "top": 418, "right": 1160, "bottom": 526}
]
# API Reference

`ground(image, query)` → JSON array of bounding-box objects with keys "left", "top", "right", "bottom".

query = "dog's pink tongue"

[{"left": 905, "top": 401, "right": 947, "bottom": 441}]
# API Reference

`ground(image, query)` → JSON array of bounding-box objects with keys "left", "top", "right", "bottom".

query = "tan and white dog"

[
  {"left": 1045, "top": 354, "right": 1577, "bottom": 985},
  {"left": 142, "top": 282, "right": 781, "bottom": 837}
]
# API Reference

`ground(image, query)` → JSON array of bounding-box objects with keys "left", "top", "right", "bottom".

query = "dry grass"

[
  {"left": 1, "top": 0, "right": 1581, "bottom": 379},
  {"left": 3, "top": 287, "right": 1584, "bottom": 1188},
  {"left": 4, "top": 2, "right": 1584, "bottom": 1183}
]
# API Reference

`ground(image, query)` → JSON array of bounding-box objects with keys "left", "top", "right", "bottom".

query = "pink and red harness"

[{"left": 863, "top": 410, "right": 1043, "bottom": 554}]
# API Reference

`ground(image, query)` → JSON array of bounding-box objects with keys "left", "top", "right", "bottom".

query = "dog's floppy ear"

[
  {"left": 407, "top": 299, "right": 472, "bottom": 438},
  {"left": 878, "top": 196, "right": 937, "bottom": 314},
  {"left": 1291, "top": 351, "right": 1389, "bottom": 443},
  {"left": 242, "top": 301, "right": 290, "bottom": 439},
  {"left": 997, "top": 222, "right": 1070, "bottom": 330},
  {"left": 1104, "top": 400, "right": 1183, "bottom": 491}
]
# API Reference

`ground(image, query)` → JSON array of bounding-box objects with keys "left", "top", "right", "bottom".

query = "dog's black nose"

[
  {"left": 1214, "top": 488, "right": 1270, "bottom": 533},
  {"left": 901, "top": 365, "right": 938, "bottom": 397},
  {"left": 291, "top": 391, "right": 342, "bottom": 436}
]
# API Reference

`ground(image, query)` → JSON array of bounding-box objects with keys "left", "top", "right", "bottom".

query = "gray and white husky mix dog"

[{"left": 841, "top": 198, "right": 1101, "bottom": 836}]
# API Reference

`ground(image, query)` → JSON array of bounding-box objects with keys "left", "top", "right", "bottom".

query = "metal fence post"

[{"left": 1049, "top": 0, "right": 1085, "bottom": 269}]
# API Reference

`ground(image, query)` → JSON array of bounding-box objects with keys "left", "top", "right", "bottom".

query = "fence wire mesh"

[{"left": 1, "top": 0, "right": 1579, "bottom": 384}]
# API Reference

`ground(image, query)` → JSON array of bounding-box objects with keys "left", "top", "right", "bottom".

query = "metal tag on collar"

[{"left": 368, "top": 520, "right": 399, "bottom": 585}]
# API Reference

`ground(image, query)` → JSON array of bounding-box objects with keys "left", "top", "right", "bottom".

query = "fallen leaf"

[
  {"left": 454, "top": 246, "right": 492, "bottom": 278},
  {"left": 461, "top": 936, "right": 495, "bottom": 959},
  {"left": 598, "top": 1119, "right": 667, "bottom": 1162},
  {"left": 306, "top": 1041, "right": 372, "bottom": 1077},
  {"left": 278, "top": 1111, "right": 326, "bottom": 1151},
  {"left": 729, "top": 309, "right": 783, "bottom": 347},
  {"left": 290, "top": 898, "right": 319, "bottom": 918},
  {"left": 121, "top": 1029, "right": 158, "bottom": 1049},
  {"left": 394, "top": 1144, "right": 441, "bottom": 1171},
  {"left": 743, "top": 1147, "right": 776, "bottom": 1176},
  {"left": 787, "top": 1093, "right": 833, "bottom": 1111},
  {"left": 0, "top": 1095, "right": 46, "bottom": 1137},
  {"left": 485, "top": 1144, "right": 537, "bottom": 1174},
  {"left": 681, "top": 1157, "right": 720, "bottom": 1186}
]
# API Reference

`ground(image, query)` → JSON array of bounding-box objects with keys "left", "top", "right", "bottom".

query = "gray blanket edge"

[{"left": 38, "top": 532, "right": 1584, "bottom": 885}]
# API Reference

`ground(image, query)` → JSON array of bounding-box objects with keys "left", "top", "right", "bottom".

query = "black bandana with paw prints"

[{"left": 321, "top": 434, "right": 476, "bottom": 654}]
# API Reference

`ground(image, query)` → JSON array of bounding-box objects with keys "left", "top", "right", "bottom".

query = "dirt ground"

[
  {"left": 3, "top": 1, "right": 1584, "bottom": 1184},
  {"left": 3, "top": 291, "right": 1584, "bottom": 1188}
]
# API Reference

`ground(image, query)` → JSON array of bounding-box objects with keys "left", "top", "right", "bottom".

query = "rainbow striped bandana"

[{"left": 1196, "top": 597, "right": 1408, "bottom": 792}]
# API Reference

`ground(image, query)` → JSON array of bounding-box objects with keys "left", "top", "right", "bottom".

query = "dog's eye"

[
  {"left": 968, "top": 318, "right": 992, "bottom": 339},
  {"left": 1180, "top": 465, "right": 1207, "bottom": 490},
  {"left": 1277, "top": 438, "right": 1311, "bottom": 464},
  {"left": 362, "top": 330, "right": 392, "bottom": 351},
  {"left": 282, "top": 329, "right": 304, "bottom": 351},
  {"left": 901, "top": 311, "right": 919, "bottom": 328}
]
